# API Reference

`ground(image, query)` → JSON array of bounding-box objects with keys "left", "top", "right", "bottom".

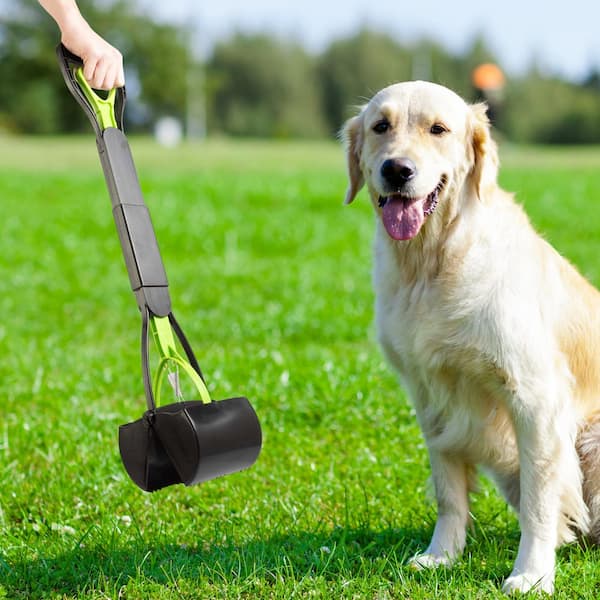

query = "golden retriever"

[{"left": 342, "top": 81, "right": 600, "bottom": 595}]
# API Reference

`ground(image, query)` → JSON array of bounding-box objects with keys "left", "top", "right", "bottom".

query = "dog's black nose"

[{"left": 381, "top": 158, "right": 417, "bottom": 188}]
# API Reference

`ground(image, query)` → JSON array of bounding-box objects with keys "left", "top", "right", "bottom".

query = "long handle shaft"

[{"left": 98, "top": 128, "right": 172, "bottom": 317}]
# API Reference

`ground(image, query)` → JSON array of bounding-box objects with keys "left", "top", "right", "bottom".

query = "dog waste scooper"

[{"left": 56, "top": 44, "right": 262, "bottom": 492}]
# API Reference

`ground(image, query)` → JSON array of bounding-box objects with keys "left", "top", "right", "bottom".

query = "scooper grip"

[{"left": 56, "top": 43, "right": 125, "bottom": 135}]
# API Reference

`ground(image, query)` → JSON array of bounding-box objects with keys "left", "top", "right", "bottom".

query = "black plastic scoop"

[{"left": 57, "top": 44, "right": 261, "bottom": 492}]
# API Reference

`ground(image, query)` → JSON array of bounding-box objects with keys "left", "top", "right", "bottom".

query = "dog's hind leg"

[
  {"left": 577, "top": 416, "right": 600, "bottom": 542},
  {"left": 493, "top": 470, "right": 521, "bottom": 513},
  {"left": 502, "top": 379, "right": 588, "bottom": 596}
]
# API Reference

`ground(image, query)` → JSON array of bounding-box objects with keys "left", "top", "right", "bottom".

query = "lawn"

[{"left": 0, "top": 136, "right": 600, "bottom": 599}]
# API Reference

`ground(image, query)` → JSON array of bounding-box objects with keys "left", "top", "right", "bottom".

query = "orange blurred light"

[{"left": 472, "top": 63, "right": 505, "bottom": 90}]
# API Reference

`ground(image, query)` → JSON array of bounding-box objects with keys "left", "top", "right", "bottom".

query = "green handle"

[
  {"left": 74, "top": 68, "right": 118, "bottom": 130},
  {"left": 56, "top": 44, "right": 125, "bottom": 135},
  {"left": 150, "top": 316, "right": 211, "bottom": 405}
]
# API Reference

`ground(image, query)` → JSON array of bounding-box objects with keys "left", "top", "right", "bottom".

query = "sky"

[{"left": 140, "top": 0, "right": 600, "bottom": 82}]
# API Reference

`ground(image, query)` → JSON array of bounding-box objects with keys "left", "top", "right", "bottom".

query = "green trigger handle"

[
  {"left": 56, "top": 43, "right": 212, "bottom": 411},
  {"left": 56, "top": 43, "right": 125, "bottom": 135},
  {"left": 74, "top": 68, "right": 118, "bottom": 130}
]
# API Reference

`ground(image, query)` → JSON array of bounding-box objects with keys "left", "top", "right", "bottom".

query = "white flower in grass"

[{"left": 51, "top": 523, "right": 76, "bottom": 535}]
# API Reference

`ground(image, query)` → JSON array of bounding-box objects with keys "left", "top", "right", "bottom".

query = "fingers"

[
  {"left": 82, "top": 48, "right": 124, "bottom": 90},
  {"left": 63, "top": 24, "right": 124, "bottom": 90}
]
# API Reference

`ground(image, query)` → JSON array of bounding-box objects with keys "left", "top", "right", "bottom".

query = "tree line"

[{"left": 2, "top": 0, "right": 600, "bottom": 143}]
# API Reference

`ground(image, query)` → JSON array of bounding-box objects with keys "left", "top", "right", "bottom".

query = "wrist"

[
  {"left": 59, "top": 11, "right": 95, "bottom": 52},
  {"left": 40, "top": 0, "right": 81, "bottom": 30}
]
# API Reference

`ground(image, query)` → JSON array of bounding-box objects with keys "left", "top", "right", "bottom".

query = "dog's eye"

[
  {"left": 430, "top": 123, "right": 449, "bottom": 135},
  {"left": 372, "top": 120, "right": 391, "bottom": 134}
]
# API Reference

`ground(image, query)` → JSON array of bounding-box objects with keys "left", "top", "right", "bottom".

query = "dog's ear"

[
  {"left": 340, "top": 112, "right": 365, "bottom": 204},
  {"left": 469, "top": 103, "right": 498, "bottom": 200}
]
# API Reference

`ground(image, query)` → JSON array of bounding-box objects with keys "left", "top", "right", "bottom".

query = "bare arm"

[{"left": 39, "top": 0, "right": 124, "bottom": 90}]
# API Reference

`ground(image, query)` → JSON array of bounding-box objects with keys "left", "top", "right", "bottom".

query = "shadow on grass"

[
  {"left": 0, "top": 525, "right": 441, "bottom": 598},
  {"left": 6, "top": 517, "right": 595, "bottom": 597}
]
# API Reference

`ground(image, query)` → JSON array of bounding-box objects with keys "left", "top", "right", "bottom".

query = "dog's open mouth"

[{"left": 378, "top": 176, "right": 447, "bottom": 241}]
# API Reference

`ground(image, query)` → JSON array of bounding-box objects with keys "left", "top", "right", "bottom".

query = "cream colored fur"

[{"left": 342, "top": 81, "right": 600, "bottom": 595}]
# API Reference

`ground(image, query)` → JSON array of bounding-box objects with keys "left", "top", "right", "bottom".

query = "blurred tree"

[
  {"left": 317, "top": 29, "right": 412, "bottom": 134},
  {"left": 412, "top": 39, "right": 470, "bottom": 96},
  {"left": 2, "top": 4, "right": 600, "bottom": 144},
  {"left": 0, "top": 0, "right": 192, "bottom": 133},
  {"left": 207, "top": 32, "right": 325, "bottom": 137},
  {"left": 583, "top": 68, "right": 600, "bottom": 91},
  {"left": 502, "top": 74, "right": 600, "bottom": 143}
]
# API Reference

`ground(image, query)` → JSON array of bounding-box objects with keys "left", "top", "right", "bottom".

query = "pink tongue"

[{"left": 382, "top": 197, "right": 426, "bottom": 240}]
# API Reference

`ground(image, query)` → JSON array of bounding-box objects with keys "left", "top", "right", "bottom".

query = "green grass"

[{"left": 0, "top": 136, "right": 600, "bottom": 599}]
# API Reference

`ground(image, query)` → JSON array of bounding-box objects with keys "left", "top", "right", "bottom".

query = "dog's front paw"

[
  {"left": 409, "top": 553, "right": 453, "bottom": 570},
  {"left": 502, "top": 572, "right": 554, "bottom": 596}
]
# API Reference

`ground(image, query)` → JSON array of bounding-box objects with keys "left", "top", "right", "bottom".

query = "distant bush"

[
  {"left": 207, "top": 33, "right": 325, "bottom": 138},
  {"left": 501, "top": 75, "right": 600, "bottom": 144}
]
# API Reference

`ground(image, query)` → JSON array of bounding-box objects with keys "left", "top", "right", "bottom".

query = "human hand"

[{"left": 60, "top": 13, "right": 124, "bottom": 90}]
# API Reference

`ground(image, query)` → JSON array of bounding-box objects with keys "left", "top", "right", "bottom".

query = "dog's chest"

[
  {"left": 374, "top": 248, "right": 519, "bottom": 468},
  {"left": 373, "top": 232, "right": 507, "bottom": 376},
  {"left": 375, "top": 266, "right": 460, "bottom": 372}
]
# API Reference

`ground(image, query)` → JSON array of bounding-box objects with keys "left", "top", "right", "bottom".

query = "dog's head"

[{"left": 342, "top": 81, "right": 498, "bottom": 241}]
